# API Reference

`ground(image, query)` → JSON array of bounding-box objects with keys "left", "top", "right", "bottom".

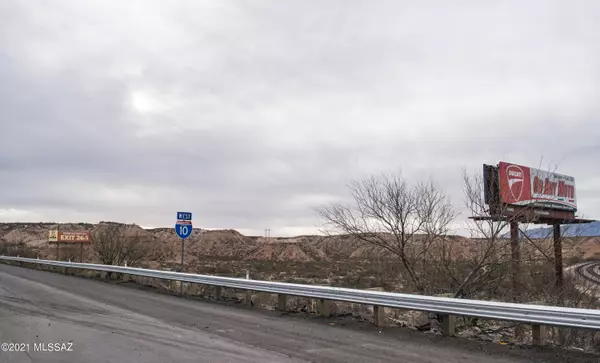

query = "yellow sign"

[
  {"left": 48, "top": 231, "right": 91, "bottom": 243},
  {"left": 48, "top": 230, "right": 58, "bottom": 242}
]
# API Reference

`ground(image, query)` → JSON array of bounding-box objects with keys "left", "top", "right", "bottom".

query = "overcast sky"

[{"left": 1, "top": 1, "right": 599, "bottom": 236}]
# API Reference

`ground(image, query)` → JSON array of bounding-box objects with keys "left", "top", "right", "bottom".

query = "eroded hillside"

[{"left": 1, "top": 222, "right": 599, "bottom": 266}]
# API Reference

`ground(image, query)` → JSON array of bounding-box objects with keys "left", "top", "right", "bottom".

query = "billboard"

[
  {"left": 498, "top": 161, "right": 577, "bottom": 212},
  {"left": 48, "top": 230, "right": 58, "bottom": 242},
  {"left": 48, "top": 231, "right": 91, "bottom": 243}
]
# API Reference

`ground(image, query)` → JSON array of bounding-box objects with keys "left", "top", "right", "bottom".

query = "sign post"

[{"left": 175, "top": 212, "right": 193, "bottom": 295}]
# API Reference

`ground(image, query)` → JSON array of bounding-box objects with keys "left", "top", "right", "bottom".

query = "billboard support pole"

[
  {"left": 553, "top": 223, "right": 566, "bottom": 345},
  {"left": 553, "top": 224, "right": 564, "bottom": 301},
  {"left": 510, "top": 221, "right": 520, "bottom": 303},
  {"left": 510, "top": 220, "right": 524, "bottom": 339},
  {"left": 55, "top": 225, "right": 60, "bottom": 261}
]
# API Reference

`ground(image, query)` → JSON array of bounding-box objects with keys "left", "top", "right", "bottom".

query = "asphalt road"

[
  {"left": 576, "top": 261, "right": 600, "bottom": 284},
  {"left": 0, "top": 264, "right": 597, "bottom": 363}
]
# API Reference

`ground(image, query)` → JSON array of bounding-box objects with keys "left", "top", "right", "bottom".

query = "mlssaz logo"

[{"left": 506, "top": 165, "right": 524, "bottom": 201}]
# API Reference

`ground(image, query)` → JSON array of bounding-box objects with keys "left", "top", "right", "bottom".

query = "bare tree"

[
  {"left": 317, "top": 171, "right": 457, "bottom": 293},
  {"left": 449, "top": 169, "right": 516, "bottom": 298},
  {"left": 92, "top": 223, "right": 148, "bottom": 267},
  {"left": 0, "top": 236, "right": 38, "bottom": 258}
]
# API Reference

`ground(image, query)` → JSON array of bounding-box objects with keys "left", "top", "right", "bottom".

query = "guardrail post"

[
  {"left": 373, "top": 305, "right": 385, "bottom": 327},
  {"left": 184, "top": 283, "right": 194, "bottom": 295},
  {"left": 215, "top": 286, "right": 222, "bottom": 300},
  {"left": 441, "top": 314, "right": 456, "bottom": 336},
  {"left": 277, "top": 294, "right": 288, "bottom": 311},
  {"left": 532, "top": 324, "right": 546, "bottom": 346},
  {"left": 320, "top": 299, "right": 332, "bottom": 317},
  {"left": 245, "top": 270, "right": 252, "bottom": 306}
]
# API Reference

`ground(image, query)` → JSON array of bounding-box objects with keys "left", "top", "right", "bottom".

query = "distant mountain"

[{"left": 515, "top": 221, "right": 600, "bottom": 239}]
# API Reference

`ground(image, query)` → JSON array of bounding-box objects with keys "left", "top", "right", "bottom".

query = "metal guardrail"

[{"left": 2, "top": 255, "right": 600, "bottom": 330}]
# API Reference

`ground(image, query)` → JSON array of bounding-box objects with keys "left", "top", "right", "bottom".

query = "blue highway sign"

[
  {"left": 177, "top": 212, "right": 192, "bottom": 221},
  {"left": 175, "top": 220, "right": 193, "bottom": 239}
]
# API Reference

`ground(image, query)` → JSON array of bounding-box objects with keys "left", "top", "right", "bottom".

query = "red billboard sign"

[
  {"left": 49, "top": 231, "right": 91, "bottom": 243},
  {"left": 498, "top": 162, "right": 577, "bottom": 211}
]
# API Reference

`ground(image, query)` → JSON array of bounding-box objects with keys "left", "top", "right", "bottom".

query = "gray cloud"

[{"left": 1, "top": 0, "right": 599, "bottom": 235}]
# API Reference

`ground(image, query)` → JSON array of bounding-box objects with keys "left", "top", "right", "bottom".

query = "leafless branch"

[
  {"left": 92, "top": 223, "right": 148, "bottom": 267},
  {"left": 317, "top": 171, "right": 457, "bottom": 293}
]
